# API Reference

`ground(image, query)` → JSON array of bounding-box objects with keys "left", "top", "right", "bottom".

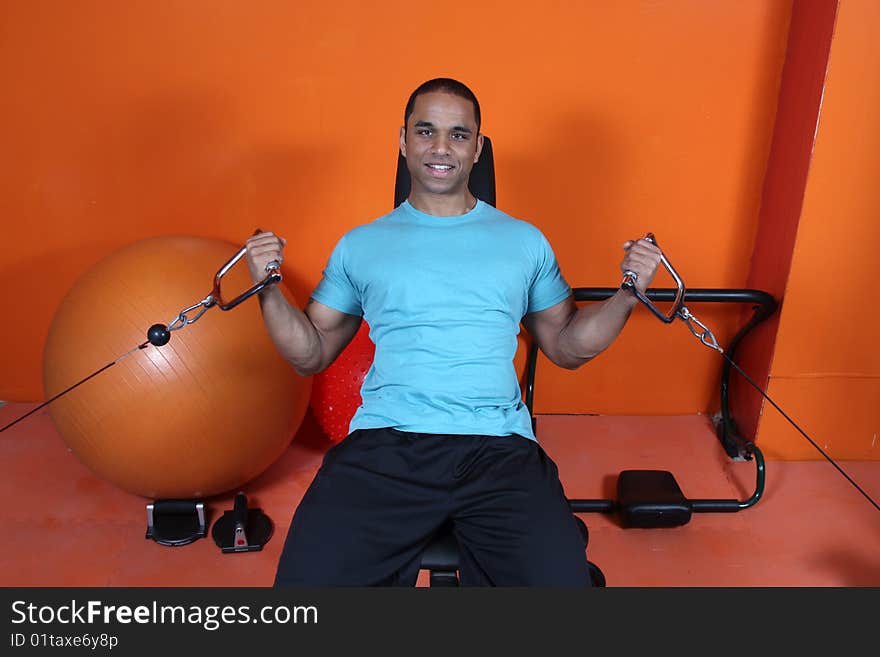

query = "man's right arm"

[
  {"left": 246, "top": 230, "right": 362, "bottom": 376},
  {"left": 256, "top": 287, "right": 362, "bottom": 376}
]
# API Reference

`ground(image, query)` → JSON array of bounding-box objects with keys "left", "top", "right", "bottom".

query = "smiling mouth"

[{"left": 425, "top": 163, "right": 455, "bottom": 177}]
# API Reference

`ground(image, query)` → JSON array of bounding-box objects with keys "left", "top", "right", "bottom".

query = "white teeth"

[{"left": 427, "top": 164, "right": 453, "bottom": 170}]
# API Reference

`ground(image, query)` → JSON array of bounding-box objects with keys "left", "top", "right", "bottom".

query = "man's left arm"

[{"left": 522, "top": 238, "right": 662, "bottom": 370}]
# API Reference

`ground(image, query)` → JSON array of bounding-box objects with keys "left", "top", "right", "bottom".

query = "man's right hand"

[{"left": 246, "top": 231, "right": 287, "bottom": 285}]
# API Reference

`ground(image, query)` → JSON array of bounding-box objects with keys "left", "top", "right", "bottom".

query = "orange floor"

[{"left": 1, "top": 402, "right": 878, "bottom": 587}]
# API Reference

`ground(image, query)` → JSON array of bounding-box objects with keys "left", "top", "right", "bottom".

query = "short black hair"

[{"left": 403, "top": 78, "right": 481, "bottom": 131}]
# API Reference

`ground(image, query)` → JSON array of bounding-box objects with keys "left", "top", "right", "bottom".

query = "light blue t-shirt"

[{"left": 311, "top": 199, "right": 571, "bottom": 440}]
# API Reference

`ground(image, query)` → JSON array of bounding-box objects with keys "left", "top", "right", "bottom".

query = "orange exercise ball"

[{"left": 42, "top": 235, "right": 311, "bottom": 499}]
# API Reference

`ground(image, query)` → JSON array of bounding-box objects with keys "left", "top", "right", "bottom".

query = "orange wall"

[
  {"left": 755, "top": 0, "right": 880, "bottom": 460},
  {"left": 1, "top": 2, "right": 792, "bottom": 419}
]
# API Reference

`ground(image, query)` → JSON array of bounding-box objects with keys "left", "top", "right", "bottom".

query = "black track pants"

[{"left": 274, "top": 428, "right": 592, "bottom": 587}]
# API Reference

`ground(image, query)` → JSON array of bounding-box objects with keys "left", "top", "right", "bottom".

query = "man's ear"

[
  {"left": 474, "top": 133, "right": 484, "bottom": 163},
  {"left": 399, "top": 126, "right": 407, "bottom": 158}
]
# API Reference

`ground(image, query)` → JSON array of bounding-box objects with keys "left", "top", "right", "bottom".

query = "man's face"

[{"left": 399, "top": 91, "right": 484, "bottom": 197}]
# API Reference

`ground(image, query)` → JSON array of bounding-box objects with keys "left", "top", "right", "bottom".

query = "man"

[{"left": 246, "top": 78, "right": 662, "bottom": 586}]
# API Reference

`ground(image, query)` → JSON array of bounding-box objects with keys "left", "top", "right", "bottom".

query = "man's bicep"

[
  {"left": 522, "top": 295, "right": 577, "bottom": 366},
  {"left": 304, "top": 298, "right": 363, "bottom": 367}
]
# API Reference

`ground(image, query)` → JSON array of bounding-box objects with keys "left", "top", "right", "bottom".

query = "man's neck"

[{"left": 407, "top": 191, "right": 477, "bottom": 217}]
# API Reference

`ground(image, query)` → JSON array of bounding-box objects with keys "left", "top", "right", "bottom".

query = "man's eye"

[
  {"left": 451, "top": 133, "right": 468, "bottom": 140},
  {"left": 417, "top": 129, "right": 432, "bottom": 136}
]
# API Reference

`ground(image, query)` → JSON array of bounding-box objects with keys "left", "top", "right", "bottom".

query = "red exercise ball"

[
  {"left": 43, "top": 235, "right": 311, "bottom": 499},
  {"left": 310, "top": 321, "right": 374, "bottom": 443}
]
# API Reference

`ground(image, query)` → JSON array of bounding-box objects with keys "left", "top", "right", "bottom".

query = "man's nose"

[{"left": 430, "top": 135, "right": 451, "bottom": 155}]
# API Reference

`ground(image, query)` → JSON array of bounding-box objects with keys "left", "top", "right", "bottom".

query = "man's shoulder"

[
  {"left": 483, "top": 204, "right": 548, "bottom": 240},
  {"left": 337, "top": 206, "right": 403, "bottom": 243}
]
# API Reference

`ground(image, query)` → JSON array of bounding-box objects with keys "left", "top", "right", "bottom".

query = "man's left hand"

[{"left": 620, "top": 237, "right": 663, "bottom": 294}]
